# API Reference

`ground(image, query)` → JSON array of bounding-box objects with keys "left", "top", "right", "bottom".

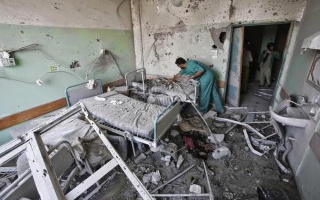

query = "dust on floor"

[{"left": 90, "top": 106, "right": 299, "bottom": 200}]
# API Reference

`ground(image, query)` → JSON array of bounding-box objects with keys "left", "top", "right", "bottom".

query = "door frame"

[{"left": 224, "top": 21, "right": 296, "bottom": 106}]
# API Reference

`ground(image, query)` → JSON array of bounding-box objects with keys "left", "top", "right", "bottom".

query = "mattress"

[
  {"left": 81, "top": 91, "right": 166, "bottom": 138},
  {"left": 131, "top": 77, "right": 196, "bottom": 102}
]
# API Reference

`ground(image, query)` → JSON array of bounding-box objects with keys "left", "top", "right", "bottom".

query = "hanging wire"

[
  {"left": 0, "top": 76, "right": 36, "bottom": 85},
  {"left": 35, "top": 49, "right": 85, "bottom": 82}
]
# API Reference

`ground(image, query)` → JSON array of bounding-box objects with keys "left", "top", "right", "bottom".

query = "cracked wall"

[
  {"left": 0, "top": 0, "right": 135, "bottom": 144},
  {"left": 132, "top": 0, "right": 306, "bottom": 96}
]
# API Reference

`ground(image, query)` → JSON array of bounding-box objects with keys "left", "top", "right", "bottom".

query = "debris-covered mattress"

[
  {"left": 81, "top": 91, "right": 166, "bottom": 138},
  {"left": 131, "top": 78, "right": 197, "bottom": 102}
]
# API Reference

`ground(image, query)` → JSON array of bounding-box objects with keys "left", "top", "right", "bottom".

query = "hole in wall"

[{"left": 219, "top": 32, "right": 226, "bottom": 44}]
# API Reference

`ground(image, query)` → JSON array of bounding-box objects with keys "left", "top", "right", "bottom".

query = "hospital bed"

[
  {"left": 125, "top": 68, "right": 200, "bottom": 106},
  {"left": 80, "top": 91, "right": 181, "bottom": 148},
  {"left": 65, "top": 80, "right": 182, "bottom": 148}
]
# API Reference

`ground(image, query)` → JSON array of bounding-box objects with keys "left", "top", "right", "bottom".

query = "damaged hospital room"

[{"left": 1, "top": 0, "right": 320, "bottom": 199}]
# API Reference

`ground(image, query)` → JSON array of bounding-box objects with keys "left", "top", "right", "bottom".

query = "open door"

[{"left": 226, "top": 27, "right": 244, "bottom": 106}]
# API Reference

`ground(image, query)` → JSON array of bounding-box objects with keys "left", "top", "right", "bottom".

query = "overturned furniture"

[{"left": 0, "top": 102, "right": 154, "bottom": 200}]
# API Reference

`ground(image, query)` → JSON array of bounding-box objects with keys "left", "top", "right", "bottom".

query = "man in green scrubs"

[{"left": 168, "top": 57, "right": 224, "bottom": 114}]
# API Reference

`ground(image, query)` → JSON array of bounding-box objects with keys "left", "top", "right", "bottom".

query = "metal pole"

[{"left": 151, "top": 164, "right": 195, "bottom": 193}]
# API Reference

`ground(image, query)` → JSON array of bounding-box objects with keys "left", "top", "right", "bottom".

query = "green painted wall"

[
  {"left": 0, "top": 24, "right": 135, "bottom": 117},
  {"left": 0, "top": 24, "right": 135, "bottom": 144}
]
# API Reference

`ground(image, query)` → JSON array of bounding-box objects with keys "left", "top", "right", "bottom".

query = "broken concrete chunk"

[
  {"left": 212, "top": 146, "right": 231, "bottom": 160},
  {"left": 189, "top": 184, "right": 202, "bottom": 194},
  {"left": 170, "top": 130, "right": 180, "bottom": 137},
  {"left": 161, "top": 155, "right": 171, "bottom": 162},
  {"left": 203, "top": 110, "right": 217, "bottom": 119},
  {"left": 164, "top": 138, "right": 170, "bottom": 142},
  {"left": 208, "top": 134, "right": 225, "bottom": 144},
  {"left": 231, "top": 114, "right": 241, "bottom": 121},
  {"left": 214, "top": 122, "right": 225, "bottom": 128},
  {"left": 196, "top": 165, "right": 204, "bottom": 172},
  {"left": 161, "top": 143, "right": 178, "bottom": 160},
  {"left": 151, "top": 170, "right": 161, "bottom": 184},
  {"left": 150, "top": 144, "right": 164, "bottom": 152},
  {"left": 244, "top": 146, "right": 250, "bottom": 152},
  {"left": 176, "top": 155, "right": 184, "bottom": 169},
  {"left": 134, "top": 153, "right": 146, "bottom": 164},
  {"left": 143, "top": 170, "right": 161, "bottom": 185}
]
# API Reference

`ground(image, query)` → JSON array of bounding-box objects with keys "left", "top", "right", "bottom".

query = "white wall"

[
  {"left": 0, "top": 0, "right": 132, "bottom": 29},
  {"left": 131, "top": 0, "right": 306, "bottom": 96}
]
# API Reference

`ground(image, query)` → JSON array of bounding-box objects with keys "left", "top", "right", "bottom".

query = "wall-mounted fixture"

[
  {"left": 0, "top": 44, "right": 38, "bottom": 67},
  {"left": 306, "top": 50, "right": 320, "bottom": 90},
  {"left": 0, "top": 51, "right": 15, "bottom": 67},
  {"left": 301, "top": 31, "right": 320, "bottom": 51}
]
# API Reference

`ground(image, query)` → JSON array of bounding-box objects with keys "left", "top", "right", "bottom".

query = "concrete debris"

[
  {"left": 213, "top": 122, "right": 225, "bottom": 128},
  {"left": 282, "top": 178, "right": 290, "bottom": 183},
  {"left": 170, "top": 130, "right": 180, "bottom": 137},
  {"left": 207, "top": 169, "right": 215, "bottom": 176},
  {"left": 164, "top": 138, "right": 170, "bottom": 142},
  {"left": 212, "top": 146, "right": 231, "bottom": 160},
  {"left": 150, "top": 144, "right": 164, "bottom": 152},
  {"left": 133, "top": 153, "right": 146, "bottom": 164},
  {"left": 203, "top": 110, "right": 217, "bottom": 119},
  {"left": 244, "top": 146, "right": 250, "bottom": 152},
  {"left": 223, "top": 191, "right": 234, "bottom": 199},
  {"left": 176, "top": 155, "right": 184, "bottom": 169},
  {"left": 161, "top": 143, "right": 178, "bottom": 160},
  {"left": 143, "top": 170, "right": 161, "bottom": 185},
  {"left": 189, "top": 184, "right": 202, "bottom": 194},
  {"left": 196, "top": 165, "right": 204, "bottom": 172},
  {"left": 110, "top": 100, "right": 123, "bottom": 105},
  {"left": 231, "top": 113, "right": 241, "bottom": 121},
  {"left": 208, "top": 133, "right": 225, "bottom": 144},
  {"left": 161, "top": 155, "right": 171, "bottom": 166}
]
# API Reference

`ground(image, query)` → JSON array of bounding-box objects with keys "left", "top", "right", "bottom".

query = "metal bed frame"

[
  {"left": 125, "top": 68, "right": 200, "bottom": 104},
  {"left": 65, "top": 79, "right": 103, "bottom": 107},
  {"left": 92, "top": 98, "right": 181, "bottom": 149},
  {"left": 0, "top": 102, "right": 214, "bottom": 199},
  {"left": 64, "top": 78, "right": 181, "bottom": 149}
]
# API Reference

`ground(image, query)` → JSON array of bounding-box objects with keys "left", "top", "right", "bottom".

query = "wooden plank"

[
  {"left": 0, "top": 79, "right": 125, "bottom": 130},
  {"left": 0, "top": 98, "right": 67, "bottom": 131}
]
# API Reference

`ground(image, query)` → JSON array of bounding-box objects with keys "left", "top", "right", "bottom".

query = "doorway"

[{"left": 226, "top": 23, "right": 292, "bottom": 110}]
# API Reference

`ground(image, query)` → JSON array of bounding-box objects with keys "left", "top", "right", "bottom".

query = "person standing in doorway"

[
  {"left": 168, "top": 57, "right": 224, "bottom": 114},
  {"left": 241, "top": 42, "right": 253, "bottom": 93},
  {"left": 259, "top": 42, "right": 280, "bottom": 87}
]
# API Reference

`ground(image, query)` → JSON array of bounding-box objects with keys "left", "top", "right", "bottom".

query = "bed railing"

[
  {"left": 153, "top": 100, "right": 181, "bottom": 148},
  {"left": 125, "top": 68, "right": 146, "bottom": 101}
]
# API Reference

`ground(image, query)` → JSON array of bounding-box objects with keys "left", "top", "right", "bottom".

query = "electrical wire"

[
  {"left": 0, "top": 76, "right": 36, "bottom": 85},
  {"left": 35, "top": 49, "right": 85, "bottom": 82},
  {"left": 85, "top": 53, "right": 103, "bottom": 81},
  {"left": 1, "top": 44, "right": 39, "bottom": 53},
  {"left": 38, "top": 71, "right": 84, "bottom": 83}
]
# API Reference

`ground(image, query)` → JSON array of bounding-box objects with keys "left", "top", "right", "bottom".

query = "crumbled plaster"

[
  {"left": 133, "top": 0, "right": 307, "bottom": 96},
  {"left": 209, "top": 27, "right": 228, "bottom": 50},
  {"left": 229, "top": 0, "right": 235, "bottom": 20},
  {"left": 171, "top": 0, "right": 182, "bottom": 7},
  {"left": 0, "top": 0, "right": 132, "bottom": 29}
]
